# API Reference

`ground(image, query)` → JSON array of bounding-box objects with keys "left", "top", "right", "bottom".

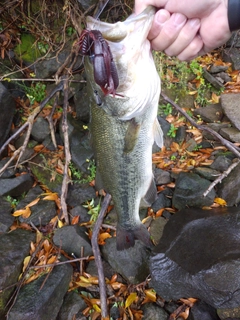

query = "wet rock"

[
  {"left": 202, "top": 68, "right": 224, "bottom": 90},
  {"left": 202, "top": 123, "right": 231, "bottom": 140},
  {"left": 217, "top": 162, "right": 240, "bottom": 206},
  {"left": 189, "top": 301, "right": 220, "bottom": 320},
  {"left": 0, "top": 83, "right": 16, "bottom": 148},
  {"left": 193, "top": 103, "right": 223, "bottom": 123},
  {"left": 101, "top": 238, "right": 150, "bottom": 284},
  {"left": 221, "top": 93, "right": 240, "bottom": 130},
  {"left": 0, "top": 196, "right": 14, "bottom": 232},
  {"left": 31, "top": 117, "right": 51, "bottom": 142},
  {"left": 220, "top": 127, "right": 240, "bottom": 143},
  {"left": 57, "top": 291, "right": 87, "bottom": 320},
  {"left": 194, "top": 167, "right": 221, "bottom": 181},
  {"left": 217, "top": 306, "right": 240, "bottom": 320},
  {"left": 71, "top": 134, "right": 94, "bottom": 173},
  {"left": 29, "top": 154, "right": 63, "bottom": 194},
  {"left": 209, "top": 65, "right": 229, "bottom": 73},
  {"left": 154, "top": 168, "right": 171, "bottom": 185},
  {"left": 150, "top": 217, "right": 168, "bottom": 245},
  {"left": 172, "top": 172, "right": 216, "bottom": 210},
  {"left": 151, "top": 189, "right": 172, "bottom": 212},
  {"left": 0, "top": 173, "right": 33, "bottom": 197},
  {"left": 215, "top": 72, "right": 232, "bottom": 83},
  {"left": 0, "top": 158, "right": 16, "bottom": 178},
  {"left": 0, "top": 229, "right": 35, "bottom": 318},
  {"left": 67, "top": 183, "right": 96, "bottom": 207},
  {"left": 210, "top": 155, "right": 232, "bottom": 171},
  {"left": 7, "top": 260, "right": 72, "bottom": 320},
  {"left": 70, "top": 205, "right": 90, "bottom": 224},
  {"left": 150, "top": 207, "right": 240, "bottom": 309},
  {"left": 53, "top": 225, "right": 93, "bottom": 257},
  {"left": 74, "top": 83, "right": 91, "bottom": 122},
  {"left": 142, "top": 303, "right": 168, "bottom": 319},
  {"left": 222, "top": 48, "right": 240, "bottom": 70},
  {"left": 15, "top": 135, "right": 38, "bottom": 162},
  {"left": 19, "top": 200, "right": 56, "bottom": 226}
]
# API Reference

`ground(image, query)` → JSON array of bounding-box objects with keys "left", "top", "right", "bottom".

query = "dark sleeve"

[{"left": 228, "top": 0, "right": 240, "bottom": 31}]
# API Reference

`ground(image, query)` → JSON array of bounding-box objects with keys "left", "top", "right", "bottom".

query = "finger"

[
  {"left": 150, "top": 13, "right": 187, "bottom": 51},
  {"left": 148, "top": 9, "right": 171, "bottom": 39},
  {"left": 177, "top": 35, "right": 203, "bottom": 61},
  {"left": 164, "top": 18, "right": 200, "bottom": 56},
  {"left": 134, "top": 0, "right": 168, "bottom": 15}
]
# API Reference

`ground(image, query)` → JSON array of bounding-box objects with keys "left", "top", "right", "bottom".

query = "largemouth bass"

[{"left": 85, "top": 6, "right": 163, "bottom": 250}]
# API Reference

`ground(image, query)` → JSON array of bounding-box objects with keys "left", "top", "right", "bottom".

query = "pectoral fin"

[
  {"left": 140, "top": 178, "right": 157, "bottom": 207},
  {"left": 153, "top": 118, "right": 163, "bottom": 148},
  {"left": 123, "top": 118, "right": 141, "bottom": 153}
]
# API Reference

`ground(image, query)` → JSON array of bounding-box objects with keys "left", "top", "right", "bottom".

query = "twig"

[
  {"left": 91, "top": 193, "right": 112, "bottom": 319},
  {"left": 28, "top": 256, "right": 89, "bottom": 269},
  {"left": 161, "top": 92, "right": 240, "bottom": 158},
  {"left": 60, "top": 78, "right": 71, "bottom": 224},
  {"left": 203, "top": 159, "right": 240, "bottom": 197},
  {"left": 0, "top": 81, "right": 64, "bottom": 157}
]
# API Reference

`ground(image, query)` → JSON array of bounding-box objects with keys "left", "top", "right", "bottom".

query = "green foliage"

[
  {"left": 167, "top": 124, "right": 178, "bottom": 138},
  {"left": 66, "top": 26, "right": 76, "bottom": 36},
  {"left": 14, "top": 33, "right": 41, "bottom": 63},
  {"left": 158, "top": 103, "right": 172, "bottom": 116},
  {"left": 37, "top": 41, "right": 49, "bottom": 54},
  {"left": 69, "top": 160, "right": 96, "bottom": 184},
  {"left": 83, "top": 198, "right": 101, "bottom": 222},
  {"left": 5, "top": 195, "right": 19, "bottom": 209},
  {"left": 19, "top": 82, "right": 46, "bottom": 104}
]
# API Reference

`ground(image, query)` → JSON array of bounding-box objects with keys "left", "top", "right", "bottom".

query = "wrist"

[{"left": 228, "top": 0, "right": 240, "bottom": 31}]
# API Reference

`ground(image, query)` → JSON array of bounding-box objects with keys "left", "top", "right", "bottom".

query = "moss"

[{"left": 14, "top": 33, "right": 41, "bottom": 63}]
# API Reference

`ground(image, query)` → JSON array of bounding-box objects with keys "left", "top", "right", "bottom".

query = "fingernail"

[
  {"left": 156, "top": 9, "right": 170, "bottom": 25},
  {"left": 189, "top": 18, "right": 200, "bottom": 28},
  {"left": 172, "top": 13, "right": 187, "bottom": 26}
]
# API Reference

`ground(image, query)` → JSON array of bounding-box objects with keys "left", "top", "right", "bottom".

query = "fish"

[{"left": 84, "top": 6, "right": 163, "bottom": 250}]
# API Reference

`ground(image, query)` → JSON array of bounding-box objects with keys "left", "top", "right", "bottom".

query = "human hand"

[{"left": 135, "top": 0, "right": 232, "bottom": 61}]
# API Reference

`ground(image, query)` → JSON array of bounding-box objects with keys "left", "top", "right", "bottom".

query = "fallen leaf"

[
  {"left": 214, "top": 197, "right": 227, "bottom": 206},
  {"left": 12, "top": 207, "right": 31, "bottom": 218},
  {"left": 125, "top": 292, "right": 137, "bottom": 308},
  {"left": 144, "top": 289, "right": 156, "bottom": 302}
]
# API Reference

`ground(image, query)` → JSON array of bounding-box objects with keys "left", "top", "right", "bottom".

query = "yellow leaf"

[
  {"left": 27, "top": 198, "right": 40, "bottom": 208},
  {"left": 47, "top": 255, "right": 57, "bottom": 265},
  {"left": 93, "top": 304, "right": 101, "bottom": 312},
  {"left": 144, "top": 289, "right": 156, "bottom": 302},
  {"left": 58, "top": 219, "right": 64, "bottom": 228},
  {"left": 214, "top": 197, "right": 227, "bottom": 206},
  {"left": 36, "top": 230, "right": 43, "bottom": 244},
  {"left": 125, "top": 292, "right": 137, "bottom": 308},
  {"left": 211, "top": 92, "right": 220, "bottom": 103},
  {"left": 12, "top": 207, "right": 31, "bottom": 218},
  {"left": 22, "top": 256, "right": 31, "bottom": 272},
  {"left": 43, "top": 193, "right": 59, "bottom": 201}
]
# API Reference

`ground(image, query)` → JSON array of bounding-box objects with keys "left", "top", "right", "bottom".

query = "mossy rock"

[{"left": 14, "top": 33, "right": 41, "bottom": 64}]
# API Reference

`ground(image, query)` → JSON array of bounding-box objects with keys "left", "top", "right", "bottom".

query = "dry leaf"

[
  {"left": 214, "top": 197, "right": 227, "bottom": 206},
  {"left": 13, "top": 207, "right": 31, "bottom": 218},
  {"left": 125, "top": 292, "right": 137, "bottom": 308},
  {"left": 144, "top": 289, "right": 156, "bottom": 302}
]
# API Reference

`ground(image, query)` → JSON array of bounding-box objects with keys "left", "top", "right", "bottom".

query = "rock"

[
  {"left": 202, "top": 123, "right": 231, "bottom": 141},
  {"left": 217, "top": 162, "right": 240, "bottom": 206},
  {"left": 67, "top": 183, "right": 96, "bottom": 207},
  {"left": 142, "top": 303, "right": 168, "bottom": 319},
  {"left": 57, "top": 291, "right": 87, "bottom": 320},
  {"left": 194, "top": 167, "right": 221, "bottom": 181},
  {"left": 189, "top": 301, "right": 220, "bottom": 320},
  {"left": 0, "top": 158, "right": 16, "bottom": 178},
  {"left": 209, "top": 65, "right": 229, "bottom": 73},
  {"left": 31, "top": 117, "right": 51, "bottom": 142},
  {"left": 220, "top": 127, "right": 240, "bottom": 143},
  {"left": 154, "top": 168, "right": 171, "bottom": 185},
  {"left": 0, "top": 173, "right": 33, "bottom": 197},
  {"left": 70, "top": 134, "right": 94, "bottom": 173},
  {"left": 53, "top": 225, "right": 93, "bottom": 257},
  {"left": 0, "top": 196, "right": 14, "bottom": 232},
  {"left": 226, "top": 31, "right": 240, "bottom": 48},
  {"left": 0, "top": 229, "right": 35, "bottom": 318},
  {"left": 150, "top": 207, "right": 240, "bottom": 309},
  {"left": 101, "top": 238, "right": 150, "bottom": 284},
  {"left": 221, "top": 93, "right": 240, "bottom": 130},
  {"left": 217, "top": 306, "right": 240, "bottom": 320},
  {"left": 222, "top": 48, "right": 240, "bottom": 70},
  {"left": 215, "top": 72, "right": 232, "bottom": 83},
  {"left": 149, "top": 217, "right": 168, "bottom": 245},
  {"left": 18, "top": 200, "right": 56, "bottom": 226},
  {"left": 193, "top": 103, "right": 223, "bottom": 123},
  {"left": 29, "top": 154, "right": 63, "bottom": 194},
  {"left": 151, "top": 189, "right": 172, "bottom": 212},
  {"left": 7, "top": 260, "right": 72, "bottom": 320},
  {"left": 70, "top": 205, "right": 90, "bottom": 224},
  {"left": 0, "top": 83, "right": 16, "bottom": 148},
  {"left": 172, "top": 172, "right": 216, "bottom": 209},
  {"left": 74, "top": 83, "right": 91, "bottom": 122},
  {"left": 202, "top": 68, "right": 224, "bottom": 90},
  {"left": 210, "top": 155, "right": 232, "bottom": 172}
]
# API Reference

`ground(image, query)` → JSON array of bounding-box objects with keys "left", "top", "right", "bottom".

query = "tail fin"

[{"left": 116, "top": 223, "right": 153, "bottom": 251}]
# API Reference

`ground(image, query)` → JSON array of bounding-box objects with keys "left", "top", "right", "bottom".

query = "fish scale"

[{"left": 85, "top": 6, "right": 163, "bottom": 250}]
